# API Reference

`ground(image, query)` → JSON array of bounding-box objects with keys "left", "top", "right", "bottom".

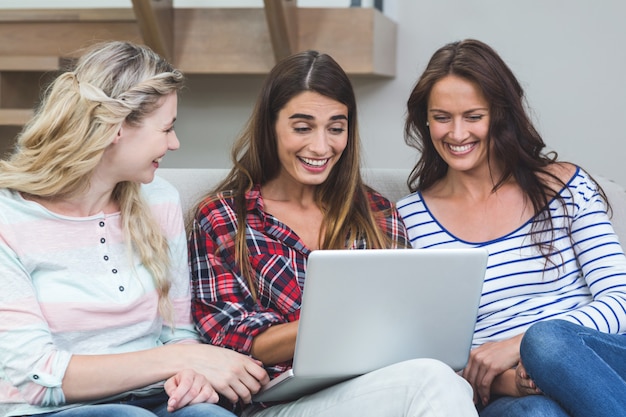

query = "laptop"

[{"left": 252, "top": 247, "right": 488, "bottom": 403}]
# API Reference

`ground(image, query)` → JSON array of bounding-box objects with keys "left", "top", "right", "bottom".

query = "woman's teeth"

[
  {"left": 301, "top": 157, "right": 328, "bottom": 167},
  {"left": 448, "top": 143, "right": 473, "bottom": 152}
]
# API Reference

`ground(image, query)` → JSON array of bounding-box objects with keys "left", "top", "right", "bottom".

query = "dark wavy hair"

[{"left": 404, "top": 39, "right": 608, "bottom": 262}]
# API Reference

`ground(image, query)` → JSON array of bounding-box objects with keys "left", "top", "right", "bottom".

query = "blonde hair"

[{"left": 0, "top": 41, "right": 184, "bottom": 320}]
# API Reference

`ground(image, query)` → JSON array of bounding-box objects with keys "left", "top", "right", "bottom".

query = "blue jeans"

[
  {"left": 36, "top": 392, "right": 236, "bottom": 417},
  {"left": 479, "top": 395, "right": 569, "bottom": 417},
  {"left": 520, "top": 319, "right": 626, "bottom": 417}
]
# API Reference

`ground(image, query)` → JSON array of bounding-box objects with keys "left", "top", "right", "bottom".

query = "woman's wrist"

[{"left": 491, "top": 368, "right": 519, "bottom": 397}]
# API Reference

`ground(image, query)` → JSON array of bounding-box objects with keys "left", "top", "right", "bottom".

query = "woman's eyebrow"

[
  {"left": 288, "top": 113, "right": 348, "bottom": 121},
  {"left": 289, "top": 113, "right": 314, "bottom": 120}
]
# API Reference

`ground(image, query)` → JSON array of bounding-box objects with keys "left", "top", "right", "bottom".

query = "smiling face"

[
  {"left": 103, "top": 92, "right": 179, "bottom": 184},
  {"left": 427, "top": 75, "right": 491, "bottom": 175},
  {"left": 273, "top": 90, "right": 349, "bottom": 187}
]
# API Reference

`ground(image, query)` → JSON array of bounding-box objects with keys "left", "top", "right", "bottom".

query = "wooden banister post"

[
  {"left": 263, "top": 0, "right": 298, "bottom": 63},
  {"left": 131, "top": 0, "right": 173, "bottom": 61}
]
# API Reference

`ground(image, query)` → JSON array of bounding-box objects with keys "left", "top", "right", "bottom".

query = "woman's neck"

[
  {"left": 23, "top": 182, "right": 119, "bottom": 217},
  {"left": 261, "top": 176, "right": 318, "bottom": 209},
  {"left": 432, "top": 166, "right": 510, "bottom": 200}
]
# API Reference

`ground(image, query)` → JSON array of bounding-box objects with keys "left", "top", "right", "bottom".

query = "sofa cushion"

[{"left": 156, "top": 168, "right": 626, "bottom": 247}]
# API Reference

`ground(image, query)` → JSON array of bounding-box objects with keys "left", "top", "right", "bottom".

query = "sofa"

[{"left": 157, "top": 168, "right": 626, "bottom": 246}]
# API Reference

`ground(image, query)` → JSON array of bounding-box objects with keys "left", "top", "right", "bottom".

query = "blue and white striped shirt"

[{"left": 397, "top": 167, "right": 626, "bottom": 348}]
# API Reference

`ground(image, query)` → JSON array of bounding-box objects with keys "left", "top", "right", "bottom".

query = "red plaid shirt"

[{"left": 189, "top": 184, "right": 408, "bottom": 379}]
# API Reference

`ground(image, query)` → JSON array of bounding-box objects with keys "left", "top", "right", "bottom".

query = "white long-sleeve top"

[
  {"left": 397, "top": 167, "right": 626, "bottom": 348},
  {"left": 0, "top": 176, "right": 199, "bottom": 417}
]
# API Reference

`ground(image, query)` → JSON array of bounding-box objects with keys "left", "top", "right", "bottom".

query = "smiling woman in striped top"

[{"left": 397, "top": 38, "right": 626, "bottom": 417}]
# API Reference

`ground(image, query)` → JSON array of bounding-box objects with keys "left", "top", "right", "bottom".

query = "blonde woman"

[{"left": 0, "top": 41, "right": 268, "bottom": 417}]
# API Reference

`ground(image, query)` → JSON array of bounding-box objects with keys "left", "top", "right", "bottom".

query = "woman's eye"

[
  {"left": 467, "top": 115, "right": 484, "bottom": 122},
  {"left": 329, "top": 127, "right": 345, "bottom": 134},
  {"left": 294, "top": 126, "right": 310, "bottom": 133},
  {"left": 433, "top": 116, "right": 450, "bottom": 122}
]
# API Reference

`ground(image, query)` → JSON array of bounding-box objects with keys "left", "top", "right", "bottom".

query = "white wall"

[
  {"left": 169, "top": 0, "right": 626, "bottom": 189},
  {"left": 4, "top": 1, "right": 626, "bottom": 185}
]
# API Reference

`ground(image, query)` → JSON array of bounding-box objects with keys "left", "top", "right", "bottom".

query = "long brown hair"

[
  {"left": 198, "top": 50, "right": 394, "bottom": 299},
  {"left": 404, "top": 39, "right": 609, "bottom": 260}
]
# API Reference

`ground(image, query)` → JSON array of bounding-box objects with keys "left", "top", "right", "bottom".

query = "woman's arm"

[
  {"left": 0, "top": 248, "right": 267, "bottom": 407},
  {"left": 558, "top": 168, "right": 626, "bottom": 332},
  {"left": 250, "top": 321, "right": 299, "bottom": 365},
  {"left": 189, "top": 197, "right": 294, "bottom": 359},
  {"left": 62, "top": 343, "right": 268, "bottom": 404}
]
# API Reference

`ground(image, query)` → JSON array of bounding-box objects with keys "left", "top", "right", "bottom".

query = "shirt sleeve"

[
  {"left": 559, "top": 169, "right": 626, "bottom": 333},
  {"left": 189, "top": 196, "right": 286, "bottom": 355},
  {"left": 0, "top": 218, "right": 71, "bottom": 407},
  {"left": 145, "top": 177, "right": 200, "bottom": 345}
]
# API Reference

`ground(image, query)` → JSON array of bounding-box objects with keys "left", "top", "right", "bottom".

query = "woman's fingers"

[{"left": 165, "top": 369, "right": 219, "bottom": 411}]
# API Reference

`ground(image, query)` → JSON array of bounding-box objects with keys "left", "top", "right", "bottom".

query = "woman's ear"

[{"left": 112, "top": 125, "right": 123, "bottom": 144}]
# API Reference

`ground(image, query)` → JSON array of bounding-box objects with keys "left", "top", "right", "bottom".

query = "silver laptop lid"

[{"left": 293, "top": 248, "right": 487, "bottom": 375}]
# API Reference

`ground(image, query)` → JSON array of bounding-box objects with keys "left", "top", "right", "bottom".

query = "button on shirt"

[
  {"left": 189, "top": 184, "right": 409, "bottom": 379},
  {"left": 0, "top": 176, "right": 198, "bottom": 417}
]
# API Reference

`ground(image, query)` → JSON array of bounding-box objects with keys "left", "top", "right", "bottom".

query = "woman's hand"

[
  {"left": 463, "top": 333, "right": 524, "bottom": 405},
  {"left": 181, "top": 344, "right": 270, "bottom": 405},
  {"left": 164, "top": 369, "right": 219, "bottom": 411},
  {"left": 515, "top": 361, "right": 542, "bottom": 397},
  {"left": 62, "top": 343, "right": 269, "bottom": 405}
]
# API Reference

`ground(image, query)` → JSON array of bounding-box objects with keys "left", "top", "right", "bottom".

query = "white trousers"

[{"left": 242, "top": 358, "right": 477, "bottom": 417}]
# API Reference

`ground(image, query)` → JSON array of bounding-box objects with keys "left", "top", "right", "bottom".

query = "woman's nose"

[
  {"left": 309, "top": 130, "right": 330, "bottom": 154},
  {"left": 449, "top": 120, "right": 469, "bottom": 141},
  {"left": 169, "top": 132, "right": 180, "bottom": 151}
]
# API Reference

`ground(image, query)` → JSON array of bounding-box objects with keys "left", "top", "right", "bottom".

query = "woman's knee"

[
  {"left": 521, "top": 319, "right": 585, "bottom": 377},
  {"left": 393, "top": 357, "right": 459, "bottom": 379},
  {"left": 395, "top": 358, "right": 471, "bottom": 392},
  {"left": 522, "top": 320, "right": 576, "bottom": 356}
]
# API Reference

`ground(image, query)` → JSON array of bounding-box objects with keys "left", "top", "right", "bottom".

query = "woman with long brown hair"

[
  {"left": 189, "top": 49, "right": 478, "bottom": 417},
  {"left": 398, "top": 38, "right": 626, "bottom": 416}
]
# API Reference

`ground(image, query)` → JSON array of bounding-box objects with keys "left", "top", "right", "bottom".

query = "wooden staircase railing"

[{"left": 0, "top": 1, "right": 396, "bottom": 153}]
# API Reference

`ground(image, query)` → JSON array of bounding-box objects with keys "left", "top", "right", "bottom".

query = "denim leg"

[
  {"left": 521, "top": 319, "right": 626, "bottom": 417},
  {"left": 479, "top": 395, "right": 569, "bottom": 417},
  {"left": 36, "top": 391, "right": 236, "bottom": 417},
  {"left": 151, "top": 402, "right": 236, "bottom": 417},
  {"left": 36, "top": 404, "right": 157, "bottom": 416}
]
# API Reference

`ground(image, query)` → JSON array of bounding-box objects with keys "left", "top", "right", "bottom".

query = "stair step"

[{"left": 0, "top": 109, "right": 33, "bottom": 126}]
